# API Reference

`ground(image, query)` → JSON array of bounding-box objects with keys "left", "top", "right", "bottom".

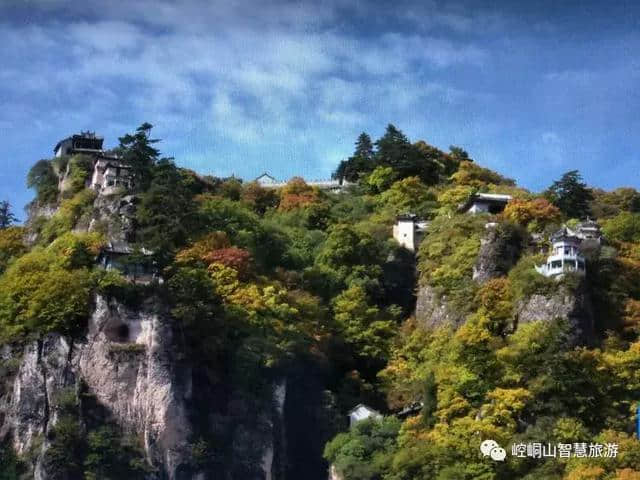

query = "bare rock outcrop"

[
  {"left": 415, "top": 285, "right": 462, "bottom": 328},
  {"left": 473, "top": 223, "right": 524, "bottom": 284},
  {"left": 516, "top": 282, "right": 595, "bottom": 344},
  {"left": 2, "top": 295, "right": 196, "bottom": 479}
]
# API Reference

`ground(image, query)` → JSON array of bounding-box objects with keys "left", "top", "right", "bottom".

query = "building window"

[
  {"left": 551, "top": 260, "right": 562, "bottom": 269},
  {"left": 577, "top": 260, "right": 585, "bottom": 270},
  {"left": 565, "top": 259, "right": 576, "bottom": 269}
]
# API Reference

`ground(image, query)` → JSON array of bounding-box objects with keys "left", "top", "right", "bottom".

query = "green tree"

[
  {"left": 116, "top": 122, "right": 163, "bottom": 190},
  {"left": 545, "top": 170, "right": 594, "bottom": 219},
  {"left": 378, "top": 176, "right": 437, "bottom": 218},
  {"left": 323, "top": 417, "right": 400, "bottom": 480},
  {"left": 0, "top": 237, "right": 96, "bottom": 340},
  {"left": 315, "top": 224, "right": 385, "bottom": 293},
  {"left": 27, "top": 159, "right": 58, "bottom": 204},
  {"left": 602, "top": 211, "right": 640, "bottom": 243},
  {"left": 333, "top": 132, "right": 376, "bottom": 183},
  {"left": 135, "top": 159, "right": 200, "bottom": 267},
  {"left": 375, "top": 124, "right": 439, "bottom": 185},
  {"left": 365, "top": 166, "right": 396, "bottom": 194},
  {"left": 333, "top": 285, "right": 395, "bottom": 363},
  {"left": 0, "top": 201, "right": 18, "bottom": 229}
]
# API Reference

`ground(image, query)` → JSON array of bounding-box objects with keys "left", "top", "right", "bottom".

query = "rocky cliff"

[
  {"left": 1, "top": 295, "right": 194, "bottom": 478},
  {"left": 0, "top": 294, "right": 291, "bottom": 479},
  {"left": 415, "top": 220, "right": 594, "bottom": 342}
]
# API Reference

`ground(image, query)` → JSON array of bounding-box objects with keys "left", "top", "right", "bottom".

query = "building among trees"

[
  {"left": 54, "top": 131, "right": 104, "bottom": 157},
  {"left": 536, "top": 226, "right": 591, "bottom": 277},
  {"left": 392, "top": 214, "right": 428, "bottom": 252},
  {"left": 54, "top": 132, "right": 134, "bottom": 195},
  {"left": 460, "top": 192, "right": 512, "bottom": 214},
  {"left": 347, "top": 404, "right": 382, "bottom": 427},
  {"left": 254, "top": 172, "right": 351, "bottom": 192},
  {"left": 90, "top": 157, "right": 134, "bottom": 195}
]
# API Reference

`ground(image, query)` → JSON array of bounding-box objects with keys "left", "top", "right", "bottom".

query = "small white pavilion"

[{"left": 536, "top": 227, "right": 586, "bottom": 278}]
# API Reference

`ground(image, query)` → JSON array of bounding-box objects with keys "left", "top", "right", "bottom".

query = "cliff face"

[
  {"left": 415, "top": 285, "right": 462, "bottom": 328},
  {"left": 415, "top": 222, "right": 594, "bottom": 342},
  {"left": 516, "top": 281, "right": 595, "bottom": 344},
  {"left": 472, "top": 224, "right": 524, "bottom": 284},
  {"left": 0, "top": 293, "right": 294, "bottom": 479},
  {"left": 2, "top": 295, "right": 195, "bottom": 479}
]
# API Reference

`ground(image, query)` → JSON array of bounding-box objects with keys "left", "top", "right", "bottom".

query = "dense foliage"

[{"left": 4, "top": 124, "right": 640, "bottom": 479}]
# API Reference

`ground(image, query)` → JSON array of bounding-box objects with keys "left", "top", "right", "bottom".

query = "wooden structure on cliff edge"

[{"left": 54, "top": 131, "right": 134, "bottom": 195}]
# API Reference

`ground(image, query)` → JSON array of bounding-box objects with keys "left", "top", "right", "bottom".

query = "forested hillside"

[{"left": 1, "top": 123, "right": 639, "bottom": 479}]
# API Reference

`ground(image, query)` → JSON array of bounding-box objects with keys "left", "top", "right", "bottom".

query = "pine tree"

[
  {"left": 0, "top": 201, "right": 18, "bottom": 229},
  {"left": 545, "top": 170, "right": 594, "bottom": 219},
  {"left": 116, "top": 123, "right": 162, "bottom": 190},
  {"left": 375, "top": 124, "right": 439, "bottom": 185},
  {"left": 332, "top": 132, "right": 375, "bottom": 183}
]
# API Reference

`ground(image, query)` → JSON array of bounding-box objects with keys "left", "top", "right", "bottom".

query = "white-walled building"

[
  {"left": 392, "top": 214, "right": 429, "bottom": 252},
  {"left": 348, "top": 404, "right": 382, "bottom": 427},
  {"left": 576, "top": 219, "right": 602, "bottom": 243},
  {"left": 461, "top": 193, "right": 512, "bottom": 214},
  {"left": 90, "top": 157, "right": 133, "bottom": 195},
  {"left": 255, "top": 172, "right": 279, "bottom": 186},
  {"left": 253, "top": 172, "right": 351, "bottom": 192},
  {"left": 536, "top": 227, "right": 586, "bottom": 277}
]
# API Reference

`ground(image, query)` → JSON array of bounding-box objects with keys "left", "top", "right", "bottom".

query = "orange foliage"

[
  {"left": 175, "top": 232, "right": 230, "bottom": 265},
  {"left": 565, "top": 465, "right": 606, "bottom": 480},
  {"left": 205, "top": 247, "right": 252, "bottom": 277},
  {"left": 502, "top": 197, "right": 561, "bottom": 231},
  {"left": 278, "top": 177, "right": 320, "bottom": 211},
  {"left": 616, "top": 469, "right": 640, "bottom": 480}
]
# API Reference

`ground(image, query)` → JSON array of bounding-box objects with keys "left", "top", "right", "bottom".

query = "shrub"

[
  {"left": 602, "top": 212, "right": 640, "bottom": 243},
  {"left": 507, "top": 253, "right": 555, "bottom": 300},
  {"left": 63, "top": 155, "right": 94, "bottom": 198},
  {"left": 27, "top": 159, "right": 59, "bottom": 205},
  {"left": 40, "top": 189, "right": 97, "bottom": 244},
  {"left": 0, "top": 227, "right": 26, "bottom": 274},
  {"left": 0, "top": 240, "right": 95, "bottom": 340},
  {"left": 502, "top": 197, "right": 562, "bottom": 232}
]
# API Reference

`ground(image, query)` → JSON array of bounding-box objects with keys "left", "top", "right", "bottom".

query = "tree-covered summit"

[{"left": 1, "top": 123, "right": 640, "bottom": 479}]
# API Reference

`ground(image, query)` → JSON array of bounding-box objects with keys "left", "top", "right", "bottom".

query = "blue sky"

[{"left": 1, "top": 0, "right": 639, "bottom": 215}]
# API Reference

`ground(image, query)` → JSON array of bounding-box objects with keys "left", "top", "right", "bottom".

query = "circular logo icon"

[
  {"left": 490, "top": 447, "right": 507, "bottom": 461},
  {"left": 480, "top": 439, "right": 500, "bottom": 457}
]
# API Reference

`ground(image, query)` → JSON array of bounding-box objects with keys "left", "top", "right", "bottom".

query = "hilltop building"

[
  {"left": 54, "top": 131, "right": 104, "bottom": 158},
  {"left": 348, "top": 404, "right": 382, "bottom": 427},
  {"left": 255, "top": 172, "right": 279, "bottom": 186},
  {"left": 54, "top": 132, "right": 134, "bottom": 195},
  {"left": 392, "top": 214, "right": 429, "bottom": 252},
  {"left": 254, "top": 172, "right": 351, "bottom": 192},
  {"left": 460, "top": 193, "right": 512, "bottom": 214}
]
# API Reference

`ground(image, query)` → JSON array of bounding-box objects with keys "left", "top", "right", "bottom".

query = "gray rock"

[
  {"left": 473, "top": 223, "right": 524, "bottom": 284},
  {"left": 516, "top": 281, "right": 595, "bottom": 344},
  {"left": 3, "top": 295, "right": 195, "bottom": 479},
  {"left": 415, "top": 285, "right": 462, "bottom": 328}
]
